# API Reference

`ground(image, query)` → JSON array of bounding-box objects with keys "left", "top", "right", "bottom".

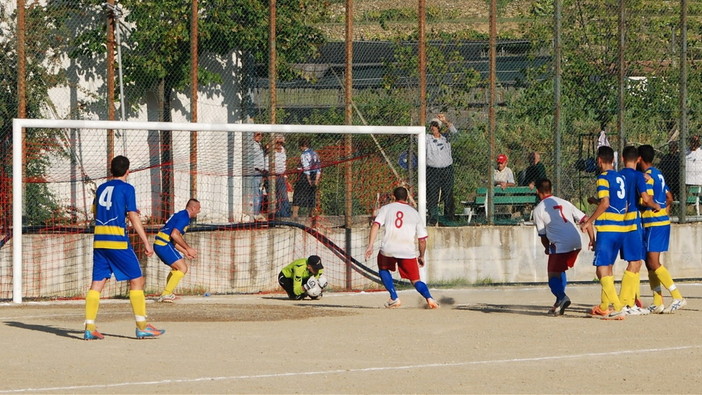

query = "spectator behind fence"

[
  {"left": 659, "top": 141, "right": 680, "bottom": 200},
  {"left": 268, "top": 133, "right": 291, "bottom": 217},
  {"left": 292, "top": 138, "right": 321, "bottom": 219},
  {"left": 685, "top": 135, "right": 702, "bottom": 188},
  {"left": 246, "top": 131, "right": 268, "bottom": 221},
  {"left": 494, "top": 154, "right": 515, "bottom": 189},
  {"left": 426, "top": 113, "right": 458, "bottom": 225},
  {"left": 519, "top": 152, "right": 547, "bottom": 189}
]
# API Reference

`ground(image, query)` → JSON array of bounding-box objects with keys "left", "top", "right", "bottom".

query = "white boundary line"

[{"left": 1, "top": 345, "right": 700, "bottom": 393}]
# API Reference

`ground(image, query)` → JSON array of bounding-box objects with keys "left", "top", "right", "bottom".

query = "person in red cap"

[{"left": 494, "top": 154, "right": 515, "bottom": 189}]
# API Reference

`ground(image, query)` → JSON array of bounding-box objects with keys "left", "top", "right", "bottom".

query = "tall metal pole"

[
  {"left": 190, "top": 0, "right": 199, "bottom": 200},
  {"left": 344, "top": 0, "right": 354, "bottom": 290},
  {"left": 17, "top": 0, "right": 26, "bottom": 119},
  {"left": 14, "top": 0, "right": 27, "bottom": 301},
  {"left": 617, "top": 0, "right": 626, "bottom": 153},
  {"left": 488, "top": 0, "right": 497, "bottom": 224},
  {"left": 106, "top": 0, "right": 115, "bottom": 169},
  {"left": 418, "top": 0, "right": 427, "bottom": 125},
  {"left": 679, "top": 0, "right": 688, "bottom": 223},
  {"left": 268, "top": 0, "right": 277, "bottom": 124},
  {"left": 553, "top": 0, "right": 562, "bottom": 195}
]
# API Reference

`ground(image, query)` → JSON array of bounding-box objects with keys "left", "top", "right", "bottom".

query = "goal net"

[{"left": 4, "top": 119, "right": 425, "bottom": 302}]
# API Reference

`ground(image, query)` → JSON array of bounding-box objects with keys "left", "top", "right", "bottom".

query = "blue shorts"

[
  {"left": 154, "top": 243, "right": 183, "bottom": 266},
  {"left": 92, "top": 248, "right": 143, "bottom": 281},
  {"left": 644, "top": 225, "right": 670, "bottom": 253},
  {"left": 593, "top": 231, "right": 625, "bottom": 267},
  {"left": 620, "top": 227, "right": 645, "bottom": 262}
]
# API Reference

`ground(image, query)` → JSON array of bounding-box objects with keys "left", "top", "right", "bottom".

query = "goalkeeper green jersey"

[{"left": 280, "top": 258, "right": 324, "bottom": 296}]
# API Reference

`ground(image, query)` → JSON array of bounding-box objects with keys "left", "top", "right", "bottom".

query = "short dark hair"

[
  {"left": 186, "top": 198, "right": 200, "bottom": 209},
  {"left": 638, "top": 144, "right": 655, "bottom": 163},
  {"left": 393, "top": 186, "right": 408, "bottom": 201},
  {"left": 535, "top": 178, "right": 552, "bottom": 194},
  {"left": 622, "top": 145, "right": 639, "bottom": 162},
  {"left": 299, "top": 138, "right": 311, "bottom": 148},
  {"left": 597, "top": 146, "right": 614, "bottom": 164},
  {"left": 110, "top": 155, "right": 130, "bottom": 177}
]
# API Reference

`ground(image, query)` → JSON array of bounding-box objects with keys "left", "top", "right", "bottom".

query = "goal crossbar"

[{"left": 11, "top": 118, "right": 427, "bottom": 303}]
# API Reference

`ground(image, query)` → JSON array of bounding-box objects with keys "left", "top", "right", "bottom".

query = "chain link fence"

[{"left": 2, "top": 0, "right": 702, "bottom": 226}]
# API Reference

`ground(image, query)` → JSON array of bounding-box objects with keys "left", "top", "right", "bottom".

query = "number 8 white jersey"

[{"left": 373, "top": 201, "right": 428, "bottom": 259}]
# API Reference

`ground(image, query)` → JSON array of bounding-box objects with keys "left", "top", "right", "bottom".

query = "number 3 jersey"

[
  {"left": 92, "top": 179, "right": 138, "bottom": 250},
  {"left": 533, "top": 195, "right": 586, "bottom": 253},
  {"left": 372, "top": 201, "right": 428, "bottom": 259}
]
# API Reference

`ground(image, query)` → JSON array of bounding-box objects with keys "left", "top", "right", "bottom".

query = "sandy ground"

[{"left": 1, "top": 282, "right": 701, "bottom": 394}]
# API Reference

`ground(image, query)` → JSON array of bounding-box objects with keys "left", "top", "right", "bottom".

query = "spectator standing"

[
  {"left": 246, "top": 131, "right": 268, "bottom": 221},
  {"left": 292, "top": 138, "right": 321, "bottom": 219},
  {"left": 269, "top": 133, "right": 291, "bottom": 217},
  {"left": 685, "top": 135, "right": 702, "bottom": 187},
  {"left": 519, "top": 152, "right": 547, "bottom": 188},
  {"left": 426, "top": 113, "right": 458, "bottom": 225},
  {"left": 494, "top": 154, "right": 515, "bottom": 189}
]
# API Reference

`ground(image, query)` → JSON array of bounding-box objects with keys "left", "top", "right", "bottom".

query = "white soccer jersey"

[
  {"left": 533, "top": 195, "right": 586, "bottom": 253},
  {"left": 373, "top": 201, "right": 428, "bottom": 259}
]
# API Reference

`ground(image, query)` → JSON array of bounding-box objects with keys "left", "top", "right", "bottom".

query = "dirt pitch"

[{"left": 1, "top": 282, "right": 701, "bottom": 394}]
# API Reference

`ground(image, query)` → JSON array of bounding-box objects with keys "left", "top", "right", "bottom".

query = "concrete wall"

[{"left": 3, "top": 223, "right": 700, "bottom": 299}]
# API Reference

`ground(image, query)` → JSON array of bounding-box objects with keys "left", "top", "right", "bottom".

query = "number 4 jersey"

[
  {"left": 372, "top": 201, "right": 428, "bottom": 259},
  {"left": 93, "top": 179, "right": 138, "bottom": 250}
]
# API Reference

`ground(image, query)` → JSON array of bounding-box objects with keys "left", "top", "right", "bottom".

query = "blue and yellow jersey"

[
  {"left": 154, "top": 209, "right": 191, "bottom": 247},
  {"left": 92, "top": 179, "right": 137, "bottom": 249},
  {"left": 595, "top": 169, "right": 634, "bottom": 232},
  {"left": 641, "top": 167, "right": 670, "bottom": 228},
  {"left": 620, "top": 167, "right": 647, "bottom": 228}
]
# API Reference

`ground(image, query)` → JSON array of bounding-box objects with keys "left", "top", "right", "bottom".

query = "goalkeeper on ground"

[{"left": 278, "top": 255, "right": 327, "bottom": 299}]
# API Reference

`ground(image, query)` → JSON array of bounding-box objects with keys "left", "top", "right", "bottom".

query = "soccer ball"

[
  {"left": 306, "top": 283, "right": 323, "bottom": 298},
  {"left": 317, "top": 275, "right": 328, "bottom": 289}
]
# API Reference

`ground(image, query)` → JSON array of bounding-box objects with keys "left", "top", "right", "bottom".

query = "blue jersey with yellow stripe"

[
  {"left": 154, "top": 209, "right": 191, "bottom": 246},
  {"left": 595, "top": 169, "right": 633, "bottom": 232},
  {"left": 620, "top": 167, "right": 647, "bottom": 228},
  {"left": 92, "top": 179, "right": 137, "bottom": 250},
  {"left": 641, "top": 167, "right": 670, "bottom": 228}
]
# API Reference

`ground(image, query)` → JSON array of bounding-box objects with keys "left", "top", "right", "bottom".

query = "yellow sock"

[
  {"left": 600, "top": 276, "right": 623, "bottom": 311},
  {"left": 84, "top": 289, "right": 101, "bottom": 331},
  {"left": 619, "top": 270, "right": 636, "bottom": 308},
  {"left": 648, "top": 270, "right": 664, "bottom": 306},
  {"left": 129, "top": 290, "right": 148, "bottom": 330},
  {"left": 655, "top": 266, "right": 683, "bottom": 300},
  {"left": 162, "top": 269, "right": 185, "bottom": 296},
  {"left": 599, "top": 287, "right": 609, "bottom": 311},
  {"left": 634, "top": 271, "right": 641, "bottom": 302}
]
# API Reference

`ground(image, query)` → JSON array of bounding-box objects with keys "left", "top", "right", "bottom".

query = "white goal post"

[{"left": 11, "top": 118, "right": 426, "bottom": 303}]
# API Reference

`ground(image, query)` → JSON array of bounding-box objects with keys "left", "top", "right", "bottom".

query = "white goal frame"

[{"left": 11, "top": 118, "right": 426, "bottom": 303}]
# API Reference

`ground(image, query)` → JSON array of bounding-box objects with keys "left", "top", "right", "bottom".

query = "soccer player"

[
  {"left": 364, "top": 186, "right": 439, "bottom": 309},
  {"left": 532, "top": 179, "right": 593, "bottom": 315},
  {"left": 618, "top": 146, "right": 659, "bottom": 315},
  {"left": 638, "top": 144, "right": 687, "bottom": 313},
  {"left": 154, "top": 198, "right": 201, "bottom": 302},
  {"left": 580, "top": 146, "right": 629, "bottom": 320},
  {"left": 84, "top": 155, "right": 164, "bottom": 340},
  {"left": 278, "top": 255, "right": 325, "bottom": 300}
]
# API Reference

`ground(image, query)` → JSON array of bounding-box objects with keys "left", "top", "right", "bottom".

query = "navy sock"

[
  {"left": 413, "top": 281, "right": 432, "bottom": 299},
  {"left": 560, "top": 272, "right": 568, "bottom": 294},
  {"left": 379, "top": 270, "right": 398, "bottom": 300},
  {"left": 548, "top": 275, "right": 565, "bottom": 300}
]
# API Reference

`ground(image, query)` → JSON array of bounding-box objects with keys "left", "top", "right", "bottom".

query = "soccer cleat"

[
  {"left": 157, "top": 293, "right": 178, "bottom": 303},
  {"left": 663, "top": 299, "right": 687, "bottom": 314},
  {"left": 554, "top": 296, "right": 571, "bottom": 316},
  {"left": 426, "top": 298, "right": 440, "bottom": 309},
  {"left": 83, "top": 329, "right": 104, "bottom": 340},
  {"left": 136, "top": 324, "right": 165, "bottom": 339},
  {"left": 647, "top": 304, "right": 665, "bottom": 314},
  {"left": 384, "top": 298, "right": 402, "bottom": 309},
  {"left": 623, "top": 306, "right": 649, "bottom": 316},
  {"left": 589, "top": 305, "right": 611, "bottom": 317},
  {"left": 602, "top": 309, "right": 626, "bottom": 320}
]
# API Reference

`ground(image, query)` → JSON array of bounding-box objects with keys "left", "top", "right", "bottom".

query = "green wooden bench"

[
  {"left": 460, "top": 186, "right": 538, "bottom": 222},
  {"left": 672, "top": 185, "right": 702, "bottom": 216}
]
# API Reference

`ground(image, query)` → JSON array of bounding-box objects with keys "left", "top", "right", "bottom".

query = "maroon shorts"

[
  {"left": 547, "top": 249, "right": 581, "bottom": 273},
  {"left": 377, "top": 253, "right": 420, "bottom": 282}
]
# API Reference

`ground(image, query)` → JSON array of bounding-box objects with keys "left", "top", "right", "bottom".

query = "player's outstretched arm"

[
  {"left": 128, "top": 211, "right": 153, "bottom": 257},
  {"left": 365, "top": 223, "right": 380, "bottom": 260}
]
